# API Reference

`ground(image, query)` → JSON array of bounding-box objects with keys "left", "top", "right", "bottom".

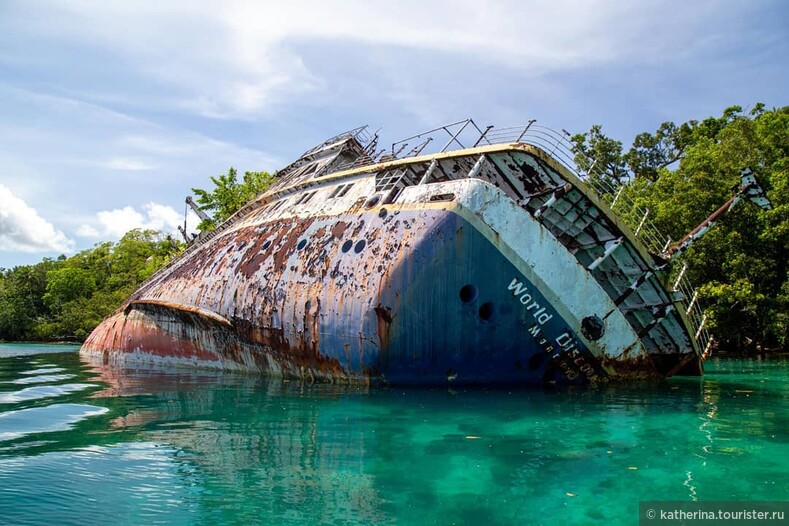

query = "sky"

[{"left": 0, "top": 0, "right": 786, "bottom": 268}]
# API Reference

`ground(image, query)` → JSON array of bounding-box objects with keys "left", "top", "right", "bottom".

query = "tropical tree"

[
  {"left": 0, "top": 229, "right": 183, "bottom": 342},
  {"left": 571, "top": 105, "right": 788, "bottom": 352},
  {"left": 191, "top": 167, "right": 275, "bottom": 231}
]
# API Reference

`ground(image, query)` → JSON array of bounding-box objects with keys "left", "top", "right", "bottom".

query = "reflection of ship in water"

[
  {"left": 84, "top": 359, "right": 764, "bottom": 523},
  {"left": 86, "top": 360, "right": 391, "bottom": 524},
  {"left": 4, "top": 350, "right": 785, "bottom": 524}
]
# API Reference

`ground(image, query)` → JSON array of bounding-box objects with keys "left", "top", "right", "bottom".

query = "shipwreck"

[{"left": 81, "top": 120, "right": 771, "bottom": 385}]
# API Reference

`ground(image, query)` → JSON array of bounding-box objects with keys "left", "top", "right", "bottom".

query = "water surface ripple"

[{"left": 0, "top": 344, "right": 786, "bottom": 525}]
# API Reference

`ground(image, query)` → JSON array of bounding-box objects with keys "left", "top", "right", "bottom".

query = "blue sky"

[{"left": 0, "top": 0, "right": 786, "bottom": 268}]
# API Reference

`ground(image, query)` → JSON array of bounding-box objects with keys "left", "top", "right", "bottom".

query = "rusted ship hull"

[{"left": 82, "top": 123, "right": 706, "bottom": 385}]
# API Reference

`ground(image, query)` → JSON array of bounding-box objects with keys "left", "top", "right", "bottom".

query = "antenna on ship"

[
  {"left": 661, "top": 168, "right": 772, "bottom": 260},
  {"left": 178, "top": 198, "right": 189, "bottom": 243}
]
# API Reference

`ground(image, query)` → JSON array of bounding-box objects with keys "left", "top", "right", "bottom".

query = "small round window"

[
  {"left": 479, "top": 302, "right": 496, "bottom": 322},
  {"left": 459, "top": 284, "right": 478, "bottom": 303}
]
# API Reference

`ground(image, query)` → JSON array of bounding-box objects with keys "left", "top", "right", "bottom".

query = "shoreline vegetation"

[{"left": 1, "top": 105, "right": 786, "bottom": 354}]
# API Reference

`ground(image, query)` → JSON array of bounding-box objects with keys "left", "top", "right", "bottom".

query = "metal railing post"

[
  {"left": 418, "top": 160, "right": 439, "bottom": 185},
  {"left": 611, "top": 186, "right": 623, "bottom": 209},
  {"left": 440, "top": 119, "right": 473, "bottom": 152},
  {"left": 686, "top": 290, "right": 699, "bottom": 316},
  {"left": 695, "top": 314, "right": 707, "bottom": 340},
  {"left": 672, "top": 263, "right": 687, "bottom": 292},
  {"left": 515, "top": 120, "right": 536, "bottom": 143},
  {"left": 635, "top": 208, "right": 650, "bottom": 236},
  {"left": 473, "top": 126, "right": 494, "bottom": 147},
  {"left": 468, "top": 155, "right": 487, "bottom": 178}
]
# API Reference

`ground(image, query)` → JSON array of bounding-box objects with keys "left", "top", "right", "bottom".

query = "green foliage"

[
  {"left": 0, "top": 163, "right": 272, "bottom": 342},
  {"left": 191, "top": 167, "right": 275, "bottom": 231},
  {"left": 0, "top": 258, "right": 62, "bottom": 340},
  {"left": 44, "top": 267, "right": 97, "bottom": 310},
  {"left": 571, "top": 124, "right": 629, "bottom": 186},
  {"left": 625, "top": 121, "right": 694, "bottom": 181},
  {"left": 573, "top": 105, "right": 788, "bottom": 352},
  {"left": 0, "top": 229, "right": 183, "bottom": 342}
]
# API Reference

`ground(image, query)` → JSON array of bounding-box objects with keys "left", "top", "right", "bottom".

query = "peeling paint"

[{"left": 82, "top": 124, "right": 703, "bottom": 386}]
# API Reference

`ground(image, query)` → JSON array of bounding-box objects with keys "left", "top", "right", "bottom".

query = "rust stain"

[
  {"left": 351, "top": 220, "right": 366, "bottom": 237},
  {"left": 330, "top": 221, "right": 350, "bottom": 239},
  {"left": 374, "top": 303, "right": 393, "bottom": 349},
  {"left": 598, "top": 351, "right": 659, "bottom": 380}
]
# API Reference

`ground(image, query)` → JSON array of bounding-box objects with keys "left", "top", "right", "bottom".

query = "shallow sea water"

[{"left": 0, "top": 343, "right": 786, "bottom": 525}]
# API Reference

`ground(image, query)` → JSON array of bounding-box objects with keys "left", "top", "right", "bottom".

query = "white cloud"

[
  {"left": 105, "top": 158, "right": 156, "bottom": 171},
  {"left": 75, "top": 224, "right": 99, "bottom": 237},
  {"left": 0, "top": 86, "right": 279, "bottom": 244},
  {"left": 0, "top": 184, "right": 74, "bottom": 253},
  {"left": 78, "top": 202, "right": 198, "bottom": 240},
  {"left": 144, "top": 203, "right": 183, "bottom": 232},
  {"left": 6, "top": 1, "right": 754, "bottom": 119},
  {"left": 94, "top": 206, "right": 145, "bottom": 238}
]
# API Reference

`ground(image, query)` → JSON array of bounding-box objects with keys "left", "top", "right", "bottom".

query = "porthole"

[
  {"left": 479, "top": 302, "right": 496, "bottom": 322},
  {"left": 581, "top": 315, "right": 605, "bottom": 341},
  {"left": 459, "top": 284, "right": 478, "bottom": 303},
  {"left": 528, "top": 352, "right": 547, "bottom": 371},
  {"left": 365, "top": 195, "right": 381, "bottom": 208}
]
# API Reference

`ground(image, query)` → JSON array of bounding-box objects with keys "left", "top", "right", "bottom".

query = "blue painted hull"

[{"left": 370, "top": 210, "right": 604, "bottom": 385}]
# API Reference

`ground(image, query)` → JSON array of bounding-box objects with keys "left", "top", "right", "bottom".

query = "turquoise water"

[{"left": 0, "top": 344, "right": 786, "bottom": 525}]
